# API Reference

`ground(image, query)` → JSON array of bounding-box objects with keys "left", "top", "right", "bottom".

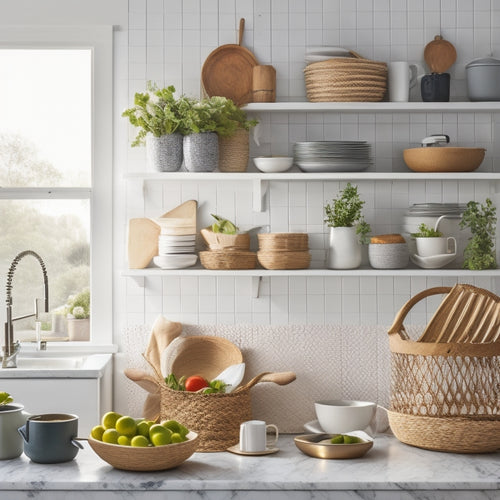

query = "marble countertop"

[{"left": 1, "top": 433, "right": 498, "bottom": 500}]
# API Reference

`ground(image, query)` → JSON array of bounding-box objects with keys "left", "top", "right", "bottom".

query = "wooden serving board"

[
  {"left": 424, "top": 35, "right": 456, "bottom": 73},
  {"left": 201, "top": 18, "right": 258, "bottom": 106},
  {"left": 127, "top": 218, "right": 160, "bottom": 269}
]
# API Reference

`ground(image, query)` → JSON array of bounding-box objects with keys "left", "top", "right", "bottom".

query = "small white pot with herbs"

[
  {"left": 66, "top": 288, "right": 90, "bottom": 341},
  {"left": 411, "top": 223, "right": 457, "bottom": 258},
  {"left": 324, "top": 183, "right": 371, "bottom": 269},
  {"left": 0, "top": 392, "right": 29, "bottom": 460},
  {"left": 122, "top": 83, "right": 188, "bottom": 172}
]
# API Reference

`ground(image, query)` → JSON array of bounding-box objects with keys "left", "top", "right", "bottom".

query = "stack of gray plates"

[{"left": 293, "top": 141, "right": 372, "bottom": 172}]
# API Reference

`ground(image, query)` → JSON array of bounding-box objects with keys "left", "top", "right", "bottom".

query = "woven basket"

[
  {"left": 304, "top": 51, "right": 388, "bottom": 102},
  {"left": 200, "top": 250, "right": 257, "bottom": 270},
  {"left": 387, "top": 284, "right": 500, "bottom": 453},
  {"left": 257, "top": 233, "right": 309, "bottom": 251},
  {"left": 218, "top": 128, "right": 249, "bottom": 172},
  {"left": 201, "top": 227, "right": 250, "bottom": 251},
  {"left": 257, "top": 250, "right": 311, "bottom": 270},
  {"left": 158, "top": 372, "right": 296, "bottom": 451},
  {"left": 164, "top": 335, "right": 243, "bottom": 380}
]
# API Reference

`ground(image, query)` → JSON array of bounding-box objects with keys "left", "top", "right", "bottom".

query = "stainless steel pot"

[{"left": 466, "top": 56, "right": 500, "bottom": 101}]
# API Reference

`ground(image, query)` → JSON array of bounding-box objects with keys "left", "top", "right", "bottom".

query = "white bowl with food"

[
  {"left": 253, "top": 156, "right": 294, "bottom": 173},
  {"left": 315, "top": 400, "right": 376, "bottom": 434}
]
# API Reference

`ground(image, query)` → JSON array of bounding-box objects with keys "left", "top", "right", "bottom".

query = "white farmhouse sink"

[{"left": 0, "top": 353, "right": 113, "bottom": 435}]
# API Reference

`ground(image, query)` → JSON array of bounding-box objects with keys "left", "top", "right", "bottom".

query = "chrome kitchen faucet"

[{"left": 2, "top": 250, "right": 49, "bottom": 368}]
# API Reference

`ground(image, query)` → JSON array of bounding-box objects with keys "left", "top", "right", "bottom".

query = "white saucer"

[
  {"left": 227, "top": 445, "right": 279, "bottom": 456},
  {"left": 304, "top": 419, "right": 325, "bottom": 434},
  {"left": 410, "top": 252, "right": 457, "bottom": 269}
]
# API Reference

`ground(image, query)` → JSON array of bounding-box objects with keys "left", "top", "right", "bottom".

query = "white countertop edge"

[{"left": 0, "top": 434, "right": 498, "bottom": 492}]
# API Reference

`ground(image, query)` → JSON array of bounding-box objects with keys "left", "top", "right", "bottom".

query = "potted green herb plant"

[
  {"left": 324, "top": 183, "right": 371, "bottom": 269},
  {"left": 122, "top": 83, "right": 191, "bottom": 172},
  {"left": 411, "top": 223, "right": 457, "bottom": 259},
  {"left": 459, "top": 198, "right": 497, "bottom": 270},
  {"left": 66, "top": 287, "right": 90, "bottom": 341},
  {"left": 0, "top": 391, "right": 29, "bottom": 460}
]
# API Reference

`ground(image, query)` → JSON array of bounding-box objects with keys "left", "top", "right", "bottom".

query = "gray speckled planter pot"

[
  {"left": 183, "top": 132, "right": 218, "bottom": 172},
  {"left": 146, "top": 133, "right": 183, "bottom": 172},
  {"left": 368, "top": 242, "right": 409, "bottom": 269}
]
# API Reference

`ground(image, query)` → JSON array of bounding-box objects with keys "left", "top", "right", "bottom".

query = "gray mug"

[{"left": 18, "top": 413, "right": 83, "bottom": 463}]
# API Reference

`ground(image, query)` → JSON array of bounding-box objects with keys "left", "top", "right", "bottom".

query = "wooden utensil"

[
  {"left": 234, "top": 371, "right": 296, "bottom": 392},
  {"left": 201, "top": 18, "right": 258, "bottom": 106},
  {"left": 252, "top": 65, "right": 276, "bottom": 102},
  {"left": 424, "top": 35, "right": 457, "bottom": 73}
]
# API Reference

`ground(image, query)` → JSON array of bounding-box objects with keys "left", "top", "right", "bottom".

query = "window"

[{"left": 0, "top": 26, "right": 112, "bottom": 345}]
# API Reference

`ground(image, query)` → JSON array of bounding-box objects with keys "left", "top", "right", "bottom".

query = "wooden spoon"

[
  {"left": 234, "top": 371, "right": 296, "bottom": 392},
  {"left": 424, "top": 35, "right": 457, "bottom": 73}
]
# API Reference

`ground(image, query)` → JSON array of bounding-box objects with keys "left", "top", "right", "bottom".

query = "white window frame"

[{"left": 0, "top": 25, "right": 113, "bottom": 347}]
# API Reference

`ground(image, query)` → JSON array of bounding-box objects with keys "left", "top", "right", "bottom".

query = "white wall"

[{"left": 117, "top": 0, "right": 500, "bottom": 331}]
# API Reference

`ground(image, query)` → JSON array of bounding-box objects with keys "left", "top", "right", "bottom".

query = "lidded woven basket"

[
  {"left": 257, "top": 232, "right": 310, "bottom": 269},
  {"left": 304, "top": 51, "right": 388, "bottom": 102},
  {"left": 387, "top": 284, "right": 500, "bottom": 453}
]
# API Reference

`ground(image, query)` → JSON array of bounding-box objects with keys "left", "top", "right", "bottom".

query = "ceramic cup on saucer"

[
  {"left": 415, "top": 236, "right": 457, "bottom": 257},
  {"left": 239, "top": 420, "right": 278, "bottom": 453}
]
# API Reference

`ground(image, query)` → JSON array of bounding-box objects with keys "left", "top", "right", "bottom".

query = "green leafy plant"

[
  {"left": 122, "top": 83, "right": 194, "bottom": 146},
  {"left": 210, "top": 214, "right": 238, "bottom": 234},
  {"left": 459, "top": 198, "right": 497, "bottom": 270},
  {"left": 67, "top": 288, "right": 90, "bottom": 319},
  {"left": 182, "top": 95, "right": 258, "bottom": 136},
  {"left": 411, "top": 223, "right": 443, "bottom": 238},
  {"left": 324, "top": 183, "right": 371, "bottom": 243},
  {"left": 0, "top": 391, "right": 13, "bottom": 406}
]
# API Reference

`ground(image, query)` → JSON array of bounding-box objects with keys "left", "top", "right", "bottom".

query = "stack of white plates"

[
  {"left": 305, "top": 46, "right": 353, "bottom": 64},
  {"left": 154, "top": 234, "right": 198, "bottom": 270},
  {"left": 293, "top": 141, "right": 372, "bottom": 173}
]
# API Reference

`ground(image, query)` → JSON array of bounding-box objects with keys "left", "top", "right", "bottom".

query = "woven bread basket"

[
  {"left": 304, "top": 51, "right": 388, "bottom": 102},
  {"left": 257, "top": 250, "right": 311, "bottom": 270},
  {"left": 159, "top": 371, "right": 296, "bottom": 451},
  {"left": 163, "top": 335, "right": 243, "bottom": 381},
  {"left": 257, "top": 232, "right": 309, "bottom": 251},
  {"left": 201, "top": 227, "right": 251, "bottom": 251},
  {"left": 387, "top": 284, "right": 500, "bottom": 453},
  {"left": 218, "top": 128, "right": 249, "bottom": 172},
  {"left": 200, "top": 250, "right": 256, "bottom": 270}
]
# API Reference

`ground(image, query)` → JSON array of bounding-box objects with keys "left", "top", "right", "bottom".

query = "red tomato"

[{"left": 185, "top": 375, "right": 209, "bottom": 392}]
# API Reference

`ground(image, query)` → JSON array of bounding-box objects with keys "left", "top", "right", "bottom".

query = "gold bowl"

[
  {"left": 403, "top": 147, "right": 486, "bottom": 172},
  {"left": 294, "top": 433, "right": 373, "bottom": 459},
  {"left": 87, "top": 431, "right": 199, "bottom": 471}
]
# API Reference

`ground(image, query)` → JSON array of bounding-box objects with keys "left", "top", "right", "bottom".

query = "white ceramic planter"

[
  {"left": 67, "top": 318, "right": 90, "bottom": 341},
  {"left": 327, "top": 226, "right": 362, "bottom": 269}
]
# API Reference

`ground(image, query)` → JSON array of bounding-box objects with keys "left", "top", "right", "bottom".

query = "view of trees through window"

[{"left": 0, "top": 49, "right": 91, "bottom": 339}]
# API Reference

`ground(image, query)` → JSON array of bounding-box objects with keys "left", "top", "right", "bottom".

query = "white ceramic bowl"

[
  {"left": 315, "top": 400, "right": 376, "bottom": 434},
  {"left": 253, "top": 156, "right": 294, "bottom": 173}
]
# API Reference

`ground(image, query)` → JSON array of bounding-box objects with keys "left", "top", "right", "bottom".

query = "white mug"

[
  {"left": 239, "top": 420, "right": 279, "bottom": 452},
  {"left": 388, "top": 61, "right": 418, "bottom": 102},
  {"left": 415, "top": 236, "right": 457, "bottom": 257}
]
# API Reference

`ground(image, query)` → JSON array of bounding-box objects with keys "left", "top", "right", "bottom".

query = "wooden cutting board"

[
  {"left": 201, "top": 18, "right": 258, "bottom": 106},
  {"left": 424, "top": 35, "right": 457, "bottom": 73},
  {"left": 127, "top": 218, "right": 160, "bottom": 269}
]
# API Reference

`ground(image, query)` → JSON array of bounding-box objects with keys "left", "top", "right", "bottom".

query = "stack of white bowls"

[{"left": 153, "top": 201, "right": 198, "bottom": 269}]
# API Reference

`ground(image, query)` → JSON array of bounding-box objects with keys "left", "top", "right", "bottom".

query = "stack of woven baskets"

[
  {"left": 199, "top": 227, "right": 256, "bottom": 269},
  {"left": 304, "top": 51, "right": 388, "bottom": 102},
  {"left": 257, "top": 233, "right": 311, "bottom": 270},
  {"left": 387, "top": 284, "right": 500, "bottom": 454}
]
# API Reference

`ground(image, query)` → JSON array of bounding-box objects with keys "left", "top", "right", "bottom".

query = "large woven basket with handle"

[
  {"left": 387, "top": 284, "right": 500, "bottom": 453},
  {"left": 158, "top": 371, "right": 296, "bottom": 452}
]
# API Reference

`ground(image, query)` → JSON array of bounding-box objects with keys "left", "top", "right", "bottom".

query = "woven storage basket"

[
  {"left": 201, "top": 227, "right": 250, "bottom": 251},
  {"left": 304, "top": 52, "right": 388, "bottom": 102},
  {"left": 257, "top": 232, "right": 309, "bottom": 251},
  {"left": 200, "top": 250, "right": 256, "bottom": 270},
  {"left": 218, "top": 128, "right": 249, "bottom": 172},
  {"left": 257, "top": 250, "right": 311, "bottom": 270},
  {"left": 158, "top": 372, "right": 296, "bottom": 451},
  {"left": 387, "top": 284, "right": 500, "bottom": 453}
]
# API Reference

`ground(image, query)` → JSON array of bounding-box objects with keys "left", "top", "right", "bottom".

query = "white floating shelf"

[{"left": 242, "top": 101, "right": 500, "bottom": 113}]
